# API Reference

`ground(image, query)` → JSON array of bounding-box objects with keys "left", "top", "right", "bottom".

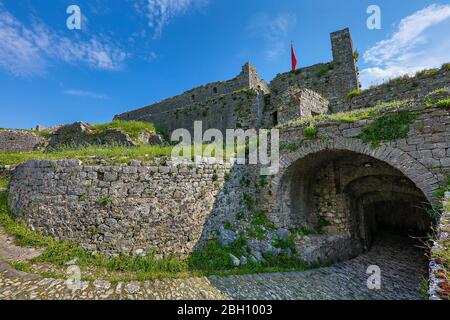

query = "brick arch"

[{"left": 274, "top": 138, "right": 439, "bottom": 203}]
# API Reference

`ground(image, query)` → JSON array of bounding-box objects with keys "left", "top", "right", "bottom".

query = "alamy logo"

[
  {"left": 66, "top": 5, "right": 82, "bottom": 30},
  {"left": 367, "top": 5, "right": 381, "bottom": 30},
  {"left": 171, "top": 121, "right": 280, "bottom": 175},
  {"left": 366, "top": 265, "right": 381, "bottom": 290},
  {"left": 65, "top": 264, "right": 81, "bottom": 291}
]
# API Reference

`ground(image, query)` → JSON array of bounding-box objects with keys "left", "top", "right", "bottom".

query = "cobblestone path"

[{"left": 0, "top": 232, "right": 427, "bottom": 300}]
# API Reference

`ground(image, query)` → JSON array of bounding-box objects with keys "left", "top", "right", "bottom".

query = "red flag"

[{"left": 291, "top": 43, "right": 297, "bottom": 71}]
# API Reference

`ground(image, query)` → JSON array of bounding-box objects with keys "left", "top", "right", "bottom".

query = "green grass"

[
  {"left": 353, "top": 50, "right": 359, "bottom": 62},
  {"left": 279, "top": 100, "right": 407, "bottom": 129},
  {"left": 99, "top": 196, "right": 113, "bottom": 207},
  {"left": 0, "top": 144, "right": 175, "bottom": 166},
  {"left": 416, "top": 68, "right": 440, "bottom": 78},
  {"left": 251, "top": 211, "right": 276, "bottom": 230},
  {"left": 280, "top": 141, "right": 303, "bottom": 152},
  {"left": 0, "top": 173, "right": 10, "bottom": 189},
  {"left": 359, "top": 110, "right": 418, "bottom": 147},
  {"left": 0, "top": 190, "right": 314, "bottom": 280},
  {"left": 436, "top": 98, "right": 450, "bottom": 109},
  {"left": 424, "top": 95, "right": 450, "bottom": 108},
  {"left": 91, "top": 120, "right": 157, "bottom": 139},
  {"left": 429, "top": 186, "right": 450, "bottom": 300},
  {"left": 442, "top": 63, "right": 450, "bottom": 71},
  {"left": 418, "top": 277, "right": 430, "bottom": 300},
  {"left": 387, "top": 75, "right": 410, "bottom": 86},
  {"left": 303, "top": 125, "right": 318, "bottom": 139},
  {"left": 0, "top": 191, "right": 54, "bottom": 248},
  {"left": 432, "top": 88, "right": 449, "bottom": 95},
  {"left": 0, "top": 141, "right": 253, "bottom": 167},
  {"left": 432, "top": 178, "right": 450, "bottom": 200},
  {"left": 315, "top": 63, "right": 333, "bottom": 78},
  {"left": 347, "top": 89, "right": 361, "bottom": 100}
]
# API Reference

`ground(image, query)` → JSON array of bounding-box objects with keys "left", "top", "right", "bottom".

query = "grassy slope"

[
  {"left": 91, "top": 120, "right": 157, "bottom": 139},
  {"left": 0, "top": 190, "right": 311, "bottom": 281},
  {"left": 0, "top": 145, "right": 175, "bottom": 167}
]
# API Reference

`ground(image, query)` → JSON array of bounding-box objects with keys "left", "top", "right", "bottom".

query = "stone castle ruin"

[
  {"left": 114, "top": 29, "right": 360, "bottom": 135},
  {"left": 4, "top": 28, "right": 450, "bottom": 299}
]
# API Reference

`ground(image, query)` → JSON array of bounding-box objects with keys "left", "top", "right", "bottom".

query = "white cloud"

[
  {"left": 0, "top": 9, "right": 45, "bottom": 76},
  {"left": 144, "top": 0, "right": 208, "bottom": 38},
  {"left": 246, "top": 12, "right": 297, "bottom": 61},
  {"left": 0, "top": 6, "right": 128, "bottom": 77},
  {"left": 361, "top": 4, "right": 450, "bottom": 88},
  {"left": 63, "top": 89, "right": 108, "bottom": 99}
]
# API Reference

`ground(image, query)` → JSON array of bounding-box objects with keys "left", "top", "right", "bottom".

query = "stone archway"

[{"left": 268, "top": 138, "right": 438, "bottom": 263}]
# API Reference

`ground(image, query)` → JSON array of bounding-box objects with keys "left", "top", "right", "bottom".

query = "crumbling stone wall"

[
  {"left": 332, "top": 67, "right": 450, "bottom": 113},
  {"left": 47, "top": 122, "right": 164, "bottom": 149},
  {"left": 0, "top": 130, "right": 44, "bottom": 152},
  {"left": 269, "top": 28, "right": 359, "bottom": 108},
  {"left": 114, "top": 63, "right": 268, "bottom": 134},
  {"left": 8, "top": 159, "right": 253, "bottom": 258},
  {"left": 429, "top": 193, "right": 450, "bottom": 300},
  {"left": 274, "top": 87, "right": 329, "bottom": 126},
  {"left": 125, "top": 89, "right": 266, "bottom": 137},
  {"left": 313, "top": 164, "right": 351, "bottom": 234}
]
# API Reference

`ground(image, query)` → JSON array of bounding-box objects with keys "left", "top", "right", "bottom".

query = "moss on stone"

[
  {"left": 347, "top": 89, "right": 361, "bottom": 100},
  {"left": 359, "top": 110, "right": 418, "bottom": 147},
  {"left": 92, "top": 120, "right": 157, "bottom": 139},
  {"left": 279, "top": 100, "right": 407, "bottom": 128},
  {"left": 303, "top": 125, "right": 319, "bottom": 139}
]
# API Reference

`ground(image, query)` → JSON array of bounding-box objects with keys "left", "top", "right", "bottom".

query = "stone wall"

[
  {"left": 252, "top": 102, "right": 449, "bottom": 263},
  {"left": 0, "top": 130, "right": 44, "bottom": 152},
  {"left": 115, "top": 29, "right": 359, "bottom": 135},
  {"left": 47, "top": 122, "right": 164, "bottom": 149},
  {"left": 332, "top": 67, "right": 450, "bottom": 113},
  {"left": 114, "top": 63, "right": 268, "bottom": 132},
  {"left": 277, "top": 104, "right": 450, "bottom": 199},
  {"left": 269, "top": 28, "right": 359, "bottom": 108},
  {"left": 122, "top": 89, "right": 265, "bottom": 137},
  {"left": 429, "top": 193, "right": 449, "bottom": 300},
  {"left": 275, "top": 87, "right": 329, "bottom": 126},
  {"left": 8, "top": 159, "right": 254, "bottom": 258}
]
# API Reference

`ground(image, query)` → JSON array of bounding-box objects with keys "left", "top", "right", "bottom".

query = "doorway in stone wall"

[{"left": 278, "top": 149, "right": 433, "bottom": 265}]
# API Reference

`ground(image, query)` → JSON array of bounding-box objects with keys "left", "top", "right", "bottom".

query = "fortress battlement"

[{"left": 114, "top": 28, "right": 449, "bottom": 137}]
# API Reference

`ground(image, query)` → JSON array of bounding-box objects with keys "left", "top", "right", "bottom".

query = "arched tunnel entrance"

[{"left": 278, "top": 150, "right": 432, "bottom": 264}]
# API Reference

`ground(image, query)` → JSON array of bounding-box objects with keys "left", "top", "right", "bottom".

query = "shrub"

[
  {"left": 99, "top": 196, "right": 113, "bottom": 207},
  {"left": 353, "top": 50, "right": 359, "bottom": 62},
  {"left": 315, "top": 64, "right": 332, "bottom": 78},
  {"left": 303, "top": 125, "right": 318, "bottom": 139},
  {"left": 359, "top": 111, "right": 418, "bottom": 147},
  {"left": 416, "top": 68, "right": 439, "bottom": 78},
  {"left": 441, "top": 63, "right": 450, "bottom": 71},
  {"left": 436, "top": 98, "right": 450, "bottom": 109},
  {"left": 0, "top": 172, "right": 10, "bottom": 189},
  {"left": 432, "top": 88, "right": 448, "bottom": 95},
  {"left": 347, "top": 89, "right": 361, "bottom": 100},
  {"left": 243, "top": 192, "right": 254, "bottom": 210},
  {"left": 280, "top": 141, "right": 303, "bottom": 152},
  {"left": 388, "top": 75, "right": 409, "bottom": 86},
  {"left": 251, "top": 211, "right": 275, "bottom": 230}
]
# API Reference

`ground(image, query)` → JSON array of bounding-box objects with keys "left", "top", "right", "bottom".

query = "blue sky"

[{"left": 1, "top": 0, "right": 449, "bottom": 129}]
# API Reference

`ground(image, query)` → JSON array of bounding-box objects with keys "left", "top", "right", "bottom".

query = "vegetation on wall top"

[
  {"left": 359, "top": 110, "right": 418, "bottom": 147},
  {"left": 91, "top": 120, "right": 157, "bottom": 139}
]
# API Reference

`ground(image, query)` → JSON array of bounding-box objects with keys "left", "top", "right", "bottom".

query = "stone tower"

[{"left": 330, "top": 28, "right": 360, "bottom": 97}]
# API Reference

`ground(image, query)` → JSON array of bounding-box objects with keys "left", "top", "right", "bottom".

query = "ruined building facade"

[{"left": 115, "top": 28, "right": 360, "bottom": 135}]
